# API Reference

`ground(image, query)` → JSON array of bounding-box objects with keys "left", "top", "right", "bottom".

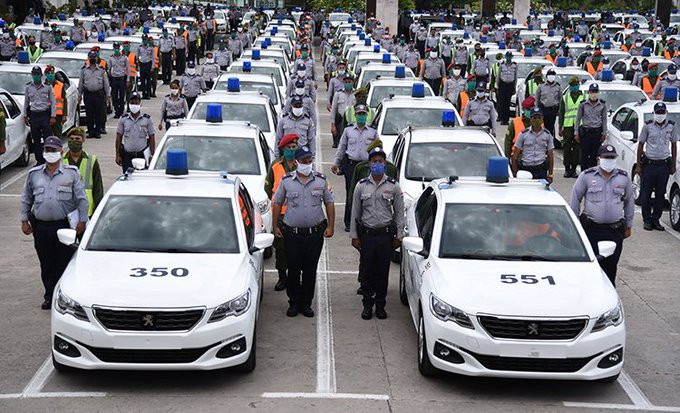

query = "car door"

[
  {"left": 608, "top": 107, "right": 631, "bottom": 169},
  {"left": 407, "top": 188, "right": 437, "bottom": 310},
  {"left": 619, "top": 109, "right": 640, "bottom": 173},
  {"left": 0, "top": 92, "right": 24, "bottom": 167}
]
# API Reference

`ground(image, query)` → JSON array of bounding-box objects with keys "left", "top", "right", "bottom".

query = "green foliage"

[
  {"left": 309, "top": 0, "right": 366, "bottom": 11},
  {"left": 399, "top": 0, "right": 416, "bottom": 12}
]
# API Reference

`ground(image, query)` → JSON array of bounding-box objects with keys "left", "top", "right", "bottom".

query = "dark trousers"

[
  {"left": 416, "top": 40, "right": 425, "bottom": 56},
  {"left": 51, "top": 115, "right": 63, "bottom": 139},
  {"left": 333, "top": 114, "right": 343, "bottom": 146},
  {"left": 562, "top": 126, "right": 580, "bottom": 170},
  {"left": 186, "top": 96, "right": 197, "bottom": 111},
  {"left": 283, "top": 229, "right": 324, "bottom": 308},
  {"left": 521, "top": 162, "right": 548, "bottom": 179},
  {"left": 585, "top": 226, "right": 624, "bottom": 286},
  {"left": 342, "top": 160, "right": 359, "bottom": 229},
  {"left": 151, "top": 68, "right": 158, "bottom": 96},
  {"left": 641, "top": 161, "right": 670, "bottom": 223},
  {"left": 161, "top": 52, "right": 173, "bottom": 84},
  {"left": 541, "top": 105, "right": 558, "bottom": 138},
  {"left": 360, "top": 232, "right": 393, "bottom": 308},
  {"left": 111, "top": 77, "right": 126, "bottom": 117},
  {"left": 29, "top": 110, "right": 51, "bottom": 164},
  {"left": 425, "top": 77, "right": 442, "bottom": 96},
  {"left": 579, "top": 127, "right": 602, "bottom": 171},
  {"left": 121, "top": 148, "right": 146, "bottom": 173},
  {"left": 188, "top": 41, "right": 197, "bottom": 63},
  {"left": 497, "top": 81, "right": 514, "bottom": 124},
  {"left": 442, "top": 55, "right": 451, "bottom": 70},
  {"left": 139, "top": 62, "right": 152, "bottom": 98},
  {"left": 175, "top": 50, "right": 186, "bottom": 75},
  {"left": 83, "top": 91, "right": 104, "bottom": 138},
  {"left": 33, "top": 219, "right": 74, "bottom": 301},
  {"left": 206, "top": 29, "right": 215, "bottom": 50}
]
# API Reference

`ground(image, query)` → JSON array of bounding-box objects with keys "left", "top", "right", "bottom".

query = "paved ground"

[{"left": 1, "top": 52, "right": 679, "bottom": 412}]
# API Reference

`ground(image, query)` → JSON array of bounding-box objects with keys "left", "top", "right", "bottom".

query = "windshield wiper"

[
  {"left": 88, "top": 247, "right": 158, "bottom": 253},
  {"left": 443, "top": 253, "right": 492, "bottom": 260},
  {"left": 495, "top": 254, "right": 558, "bottom": 261}
]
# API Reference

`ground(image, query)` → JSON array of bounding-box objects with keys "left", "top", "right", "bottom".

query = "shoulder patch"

[
  {"left": 142, "top": 113, "right": 151, "bottom": 118},
  {"left": 28, "top": 165, "right": 44, "bottom": 173},
  {"left": 121, "top": 113, "right": 131, "bottom": 119},
  {"left": 386, "top": 177, "right": 397, "bottom": 184},
  {"left": 359, "top": 177, "right": 370, "bottom": 183},
  {"left": 583, "top": 166, "right": 598, "bottom": 174},
  {"left": 646, "top": 119, "right": 653, "bottom": 124},
  {"left": 63, "top": 164, "right": 80, "bottom": 172},
  {"left": 282, "top": 172, "right": 295, "bottom": 179},
  {"left": 616, "top": 169, "right": 628, "bottom": 176},
  {"left": 314, "top": 172, "right": 326, "bottom": 179},
  {"left": 600, "top": 100, "right": 606, "bottom": 105},
  {"left": 165, "top": 94, "right": 171, "bottom": 98},
  {"left": 668, "top": 120, "right": 675, "bottom": 125}
]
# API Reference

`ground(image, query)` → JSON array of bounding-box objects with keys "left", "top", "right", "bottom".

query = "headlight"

[
  {"left": 208, "top": 290, "right": 251, "bottom": 322},
  {"left": 55, "top": 289, "right": 89, "bottom": 322},
  {"left": 257, "top": 199, "right": 271, "bottom": 215},
  {"left": 592, "top": 301, "right": 624, "bottom": 332},
  {"left": 430, "top": 294, "right": 474, "bottom": 329}
]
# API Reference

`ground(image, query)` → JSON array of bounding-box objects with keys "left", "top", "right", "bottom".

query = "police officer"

[
  {"left": 651, "top": 64, "right": 680, "bottom": 99},
  {"left": 228, "top": 31, "right": 243, "bottom": 60},
  {"left": 536, "top": 68, "right": 562, "bottom": 139},
  {"left": 512, "top": 107, "right": 555, "bottom": 181},
  {"left": 78, "top": 51, "right": 110, "bottom": 140},
  {"left": 327, "top": 60, "right": 347, "bottom": 107},
  {"left": 284, "top": 79, "right": 317, "bottom": 120},
  {"left": 288, "top": 63, "right": 317, "bottom": 101},
  {"left": 420, "top": 48, "right": 446, "bottom": 95},
  {"left": 472, "top": 48, "right": 490, "bottom": 84},
  {"left": 200, "top": 51, "right": 220, "bottom": 89},
  {"left": 20, "top": 136, "right": 88, "bottom": 309},
  {"left": 295, "top": 44, "right": 315, "bottom": 80},
  {"left": 403, "top": 42, "right": 420, "bottom": 75},
  {"left": 108, "top": 42, "right": 130, "bottom": 119},
  {"left": 275, "top": 96, "right": 317, "bottom": 154},
  {"left": 179, "top": 61, "right": 206, "bottom": 110},
  {"left": 332, "top": 104, "right": 377, "bottom": 231},
  {"left": 575, "top": 83, "right": 608, "bottom": 171},
  {"left": 187, "top": 22, "right": 199, "bottom": 63},
  {"left": 159, "top": 28, "right": 175, "bottom": 84},
  {"left": 215, "top": 41, "right": 232, "bottom": 71},
  {"left": 137, "top": 36, "right": 156, "bottom": 99},
  {"left": 443, "top": 64, "right": 466, "bottom": 105},
  {"left": 174, "top": 28, "right": 188, "bottom": 75},
  {"left": 462, "top": 81, "right": 497, "bottom": 136},
  {"left": 115, "top": 93, "right": 156, "bottom": 173},
  {"left": 159, "top": 80, "right": 189, "bottom": 131},
  {"left": 330, "top": 74, "right": 356, "bottom": 148},
  {"left": 0, "top": 32, "right": 16, "bottom": 61},
  {"left": 559, "top": 77, "right": 584, "bottom": 177},
  {"left": 637, "top": 102, "right": 678, "bottom": 230},
  {"left": 272, "top": 146, "right": 335, "bottom": 317},
  {"left": 264, "top": 133, "right": 299, "bottom": 292},
  {"left": 570, "top": 145, "right": 635, "bottom": 285},
  {"left": 70, "top": 19, "right": 87, "bottom": 45},
  {"left": 24, "top": 66, "right": 56, "bottom": 164},
  {"left": 350, "top": 146, "right": 404, "bottom": 320},
  {"left": 63, "top": 127, "right": 103, "bottom": 218},
  {"left": 453, "top": 40, "right": 468, "bottom": 76},
  {"left": 496, "top": 51, "right": 518, "bottom": 125}
]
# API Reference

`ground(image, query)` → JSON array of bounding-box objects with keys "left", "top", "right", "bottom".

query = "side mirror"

[
  {"left": 614, "top": 73, "right": 624, "bottom": 80},
  {"left": 402, "top": 236, "right": 424, "bottom": 254},
  {"left": 620, "top": 131, "right": 635, "bottom": 141},
  {"left": 597, "top": 240, "right": 617, "bottom": 260},
  {"left": 516, "top": 170, "right": 534, "bottom": 179},
  {"left": 250, "top": 233, "right": 274, "bottom": 253},
  {"left": 57, "top": 228, "right": 78, "bottom": 248}
]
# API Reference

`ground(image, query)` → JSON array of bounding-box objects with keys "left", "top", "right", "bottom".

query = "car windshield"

[
  {"left": 214, "top": 81, "right": 277, "bottom": 105},
  {"left": 517, "top": 62, "right": 551, "bottom": 79},
  {"left": 362, "top": 69, "right": 414, "bottom": 86},
  {"left": 381, "top": 108, "right": 449, "bottom": 135},
  {"left": 228, "top": 66, "right": 283, "bottom": 86},
  {"left": 36, "top": 57, "right": 84, "bottom": 78},
  {"left": 330, "top": 13, "right": 350, "bottom": 21},
  {"left": 154, "top": 135, "right": 260, "bottom": 174},
  {"left": 552, "top": 73, "right": 591, "bottom": 87},
  {"left": 0, "top": 72, "right": 34, "bottom": 95},
  {"left": 369, "top": 85, "right": 432, "bottom": 107},
  {"left": 595, "top": 89, "right": 647, "bottom": 113},
  {"left": 87, "top": 196, "right": 239, "bottom": 253},
  {"left": 439, "top": 204, "right": 589, "bottom": 261},
  {"left": 405, "top": 142, "right": 500, "bottom": 180},
  {"left": 191, "top": 102, "right": 270, "bottom": 132}
]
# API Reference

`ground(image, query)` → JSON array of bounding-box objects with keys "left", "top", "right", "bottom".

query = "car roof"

[
  {"left": 369, "top": 78, "right": 428, "bottom": 87},
  {"left": 76, "top": 42, "right": 114, "bottom": 49},
  {"left": 581, "top": 80, "right": 646, "bottom": 91},
  {"left": 433, "top": 177, "right": 566, "bottom": 206},
  {"left": 108, "top": 170, "right": 238, "bottom": 198},
  {"left": 381, "top": 96, "right": 455, "bottom": 109},
  {"left": 407, "top": 127, "right": 498, "bottom": 144},
  {"left": 623, "top": 100, "right": 680, "bottom": 113},
  {"left": 39, "top": 51, "right": 89, "bottom": 60},
  {"left": 215, "top": 73, "right": 275, "bottom": 84},
  {"left": 196, "top": 91, "right": 271, "bottom": 104},
  {"left": 0, "top": 63, "right": 48, "bottom": 73},
  {"left": 164, "top": 120, "right": 261, "bottom": 137}
]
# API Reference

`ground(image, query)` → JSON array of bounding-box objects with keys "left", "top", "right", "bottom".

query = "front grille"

[
  {"left": 80, "top": 342, "right": 218, "bottom": 364},
  {"left": 478, "top": 316, "right": 587, "bottom": 340},
  {"left": 467, "top": 350, "right": 598, "bottom": 373},
  {"left": 93, "top": 307, "right": 205, "bottom": 331}
]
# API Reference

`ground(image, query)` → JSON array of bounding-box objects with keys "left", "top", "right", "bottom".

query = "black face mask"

[{"left": 89, "top": 58, "right": 97, "bottom": 64}]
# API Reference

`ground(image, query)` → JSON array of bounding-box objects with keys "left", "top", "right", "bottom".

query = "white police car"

[
  {"left": 0, "top": 87, "right": 31, "bottom": 169},
  {"left": 213, "top": 73, "right": 284, "bottom": 115},
  {"left": 356, "top": 63, "right": 415, "bottom": 89},
  {"left": 400, "top": 158, "right": 625, "bottom": 381},
  {"left": 366, "top": 78, "right": 434, "bottom": 110},
  {"left": 51, "top": 150, "right": 274, "bottom": 372},
  {"left": 227, "top": 60, "right": 289, "bottom": 100}
]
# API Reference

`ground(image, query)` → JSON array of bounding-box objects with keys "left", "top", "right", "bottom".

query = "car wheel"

[
  {"left": 14, "top": 136, "right": 30, "bottom": 167},
  {"left": 52, "top": 354, "right": 76, "bottom": 373},
  {"left": 235, "top": 328, "right": 256, "bottom": 373},
  {"left": 670, "top": 187, "right": 680, "bottom": 231},
  {"left": 598, "top": 372, "right": 620, "bottom": 383},
  {"left": 399, "top": 260, "right": 408, "bottom": 306},
  {"left": 263, "top": 246, "right": 273, "bottom": 259},
  {"left": 632, "top": 167, "right": 642, "bottom": 205},
  {"left": 418, "top": 312, "right": 437, "bottom": 377}
]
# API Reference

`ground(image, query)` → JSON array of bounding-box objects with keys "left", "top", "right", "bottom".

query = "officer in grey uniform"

[
  {"left": 287, "top": 63, "right": 317, "bottom": 102},
  {"left": 462, "top": 82, "right": 497, "bottom": 136},
  {"left": 443, "top": 64, "right": 466, "bottom": 104},
  {"left": 327, "top": 60, "right": 347, "bottom": 105},
  {"left": 108, "top": 42, "right": 130, "bottom": 119},
  {"left": 20, "top": 136, "right": 88, "bottom": 309},
  {"left": 570, "top": 145, "right": 635, "bottom": 286},
  {"left": 331, "top": 104, "right": 377, "bottom": 231},
  {"left": 420, "top": 49, "right": 446, "bottom": 95},
  {"left": 284, "top": 79, "right": 317, "bottom": 120},
  {"left": 453, "top": 41, "right": 469, "bottom": 76},
  {"left": 575, "top": 83, "right": 608, "bottom": 171},
  {"left": 70, "top": 20, "right": 86, "bottom": 45},
  {"left": 275, "top": 96, "right": 317, "bottom": 154},
  {"left": 472, "top": 49, "right": 491, "bottom": 84},
  {"left": 199, "top": 51, "right": 221, "bottom": 89},
  {"left": 24, "top": 66, "right": 56, "bottom": 165},
  {"left": 651, "top": 64, "right": 680, "bottom": 99},
  {"left": 330, "top": 74, "right": 356, "bottom": 147},
  {"left": 159, "top": 29, "right": 175, "bottom": 84},
  {"left": 159, "top": 80, "right": 189, "bottom": 130},
  {"left": 137, "top": 36, "right": 156, "bottom": 99},
  {"left": 174, "top": 29, "right": 187, "bottom": 75},
  {"left": 228, "top": 32, "right": 243, "bottom": 60},
  {"left": 403, "top": 44, "right": 421, "bottom": 74},
  {"left": 535, "top": 68, "right": 562, "bottom": 138},
  {"left": 272, "top": 146, "right": 335, "bottom": 318},
  {"left": 512, "top": 107, "right": 555, "bottom": 181},
  {"left": 497, "top": 51, "right": 518, "bottom": 124},
  {"left": 350, "top": 146, "right": 404, "bottom": 320},
  {"left": 295, "top": 44, "right": 315, "bottom": 80},
  {"left": 0, "top": 33, "right": 16, "bottom": 61},
  {"left": 214, "top": 42, "right": 233, "bottom": 70},
  {"left": 637, "top": 101, "right": 678, "bottom": 230},
  {"left": 78, "top": 51, "right": 111, "bottom": 140},
  {"left": 179, "top": 61, "right": 207, "bottom": 110},
  {"left": 115, "top": 92, "right": 156, "bottom": 173}
]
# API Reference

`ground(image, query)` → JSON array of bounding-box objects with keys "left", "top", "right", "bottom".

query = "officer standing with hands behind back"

[
  {"left": 512, "top": 108, "right": 555, "bottom": 181},
  {"left": 78, "top": 51, "right": 111, "bottom": 140},
  {"left": 575, "top": 83, "right": 608, "bottom": 171},
  {"left": 115, "top": 93, "right": 156, "bottom": 173},
  {"left": 24, "top": 66, "right": 56, "bottom": 165}
]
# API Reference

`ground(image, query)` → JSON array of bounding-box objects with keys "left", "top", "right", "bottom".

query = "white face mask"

[
  {"left": 171, "top": 88, "right": 179, "bottom": 95},
  {"left": 477, "top": 91, "right": 486, "bottom": 98},
  {"left": 297, "top": 71, "right": 306, "bottom": 78},
  {"left": 429, "top": 52, "right": 437, "bottom": 58},
  {"left": 206, "top": 58, "right": 214, "bottom": 63},
  {"left": 669, "top": 74, "right": 677, "bottom": 81},
  {"left": 654, "top": 113, "right": 667, "bottom": 123},
  {"left": 186, "top": 68, "right": 196, "bottom": 75},
  {"left": 452, "top": 69, "right": 461, "bottom": 76},
  {"left": 295, "top": 88, "right": 305, "bottom": 95},
  {"left": 292, "top": 107, "right": 304, "bottom": 117},
  {"left": 296, "top": 162, "right": 313, "bottom": 176},
  {"left": 599, "top": 158, "right": 617, "bottom": 172},
  {"left": 546, "top": 74, "right": 556, "bottom": 83},
  {"left": 43, "top": 151, "right": 62, "bottom": 164},
  {"left": 631, "top": 64, "right": 639, "bottom": 70},
  {"left": 129, "top": 103, "right": 141, "bottom": 114}
]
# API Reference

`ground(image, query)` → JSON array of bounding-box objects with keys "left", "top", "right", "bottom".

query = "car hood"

[
  {"left": 430, "top": 259, "right": 618, "bottom": 317},
  {"left": 236, "top": 174, "right": 267, "bottom": 202},
  {"left": 14, "top": 95, "right": 24, "bottom": 108},
  {"left": 59, "top": 251, "right": 253, "bottom": 308}
]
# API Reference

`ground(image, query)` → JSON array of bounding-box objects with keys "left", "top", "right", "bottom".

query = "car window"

[
  {"left": 259, "top": 132, "right": 271, "bottom": 166},
  {"left": 0, "top": 93, "right": 21, "bottom": 119},
  {"left": 191, "top": 102, "right": 270, "bottom": 132},
  {"left": 623, "top": 111, "right": 639, "bottom": 139},
  {"left": 611, "top": 108, "right": 631, "bottom": 130},
  {"left": 381, "top": 108, "right": 449, "bottom": 135},
  {"left": 36, "top": 57, "right": 85, "bottom": 79},
  {"left": 405, "top": 142, "right": 501, "bottom": 180},
  {"left": 154, "top": 135, "right": 261, "bottom": 174},
  {"left": 238, "top": 184, "right": 255, "bottom": 248},
  {"left": 0, "top": 72, "right": 34, "bottom": 95},
  {"left": 415, "top": 189, "right": 437, "bottom": 252}
]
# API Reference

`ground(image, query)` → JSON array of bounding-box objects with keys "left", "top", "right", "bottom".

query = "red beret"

[
  {"left": 522, "top": 96, "right": 536, "bottom": 109},
  {"left": 278, "top": 133, "right": 299, "bottom": 149}
]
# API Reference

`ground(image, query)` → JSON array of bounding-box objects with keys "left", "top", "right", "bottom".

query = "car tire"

[
  {"left": 263, "top": 246, "right": 273, "bottom": 259},
  {"left": 418, "top": 312, "right": 437, "bottom": 377},
  {"left": 14, "top": 136, "right": 30, "bottom": 167},
  {"left": 52, "top": 354, "right": 76, "bottom": 373},
  {"left": 670, "top": 187, "right": 680, "bottom": 231},
  {"left": 632, "top": 167, "right": 642, "bottom": 205},
  {"left": 598, "top": 372, "right": 620, "bottom": 383},
  {"left": 399, "top": 260, "right": 408, "bottom": 306},
  {"left": 235, "top": 328, "right": 256, "bottom": 373}
]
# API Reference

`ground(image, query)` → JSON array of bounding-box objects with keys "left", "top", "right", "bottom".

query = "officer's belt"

[
  {"left": 282, "top": 220, "right": 327, "bottom": 235},
  {"left": 35, "top": 218, "right": 69, "bottom": 226},
  {"left": 362, "top": 225, "right": 395, "bottom": 235},
  {"left": 580, "top": 215, "right": 625, "bottom": 231},
  {"left": 644, "top": 157, "right": 669, "bottom": 165}
]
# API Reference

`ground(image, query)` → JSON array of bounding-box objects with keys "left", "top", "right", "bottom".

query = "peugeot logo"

[
  {"left": 527, "top": 323, "right": 540, "bottom": 336},
  {"left": 142, "top": 314, "right": 154, "bottom": 327}
]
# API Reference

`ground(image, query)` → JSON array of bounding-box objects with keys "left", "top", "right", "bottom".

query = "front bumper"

[
  {"left": 425, "top": 314, "right": 625, "bottom": 380},
  {"left": 51, "top": 305, "right": 256, "bottom": 370}
]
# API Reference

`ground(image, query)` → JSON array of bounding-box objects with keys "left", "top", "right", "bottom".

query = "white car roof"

[
  {"left": 369, "top": 78, "right": 429, "bottom": 87},
  {"left": 434, "top": 177, "right": 566, "bottom": 206},
  {"left": 164, "top": 120, "right": 261, "bottom": 138},
  {"left": 196, "top": 91, "right": 271, "bottom": 104},
  {"left": 39, "top": 51, "right": 89, "bottom": 60},
  {"left": 581, "top": 80, "right": 647, "bottom": 92},
  {"left": 108, "top": 170, "right": 238, "bottom": 199},
  {"left": 215, "top": 73, "right": 275, "bottom": 84},
  {"left": 381, "top": 96, "right": 455, "bottom": 109},
  {"left": 75, "top": 42, "right": 114, "bottom": 50},
  {"left": 622, "top": 100, "right": 680, "bottom": 113},
  {"left": 408, "top": 127, "right": 498, "bottom": 145}
]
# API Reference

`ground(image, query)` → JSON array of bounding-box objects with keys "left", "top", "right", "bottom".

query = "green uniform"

[{"left": 559, "top": 92, "right": 584, "bottom": 170}]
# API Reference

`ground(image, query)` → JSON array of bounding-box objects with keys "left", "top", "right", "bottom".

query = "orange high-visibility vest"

[
  {"left": 127, "top": 52, "right": 137, "bottom": 77},
  {"left": 52, "top": 81, "right": 64, "bottom": 116},
  {"left": 271, "top": 161, "right": 288, "bottom": 214},
  {"left": 621, "top": 45, "right": 630, "bottom": 52},
  {"left": 153, "top": 46, "right": 159, "bottom": 69},
  {"left": 512, "top": 117, "right": 525, "bottom": 144},
  {"left": 642, "top": 76, "right": 657, "bottom": 97},
  {"left": 665, "top": 50, "right": 679, "bottom": 60},
  {"left": 545, "top": 54, "right": 556, "bottom": 63},
  {"left": 586, "top": 61, "right": 603, "bottom": 75},
  {"left": 99, "top": 59, "right": 107, "bottom": 69},
  {"left": 459, "top": 91, "right": 469, "bottom": 111}
]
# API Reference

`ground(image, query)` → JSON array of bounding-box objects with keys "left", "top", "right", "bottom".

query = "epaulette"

[
  {"left": 282, "top": 113, "right": 289, "bottom": 117},
  {"left": 616, "top": 169, "right": 628, "bottom": 176},
  {"left": 359, "top": 176, "right": 370, "bottom": 183},
  {"left": 282, "top": 172, "right": 295, "bottom": 179},
  {"left": 165, "top": 94, "right": 171, "bottom": 97},
  {"left": 600, "top": 100, "right": 606, "bottom": 105},
  {"left": 121, "top": 113, "right": 131, "bottom": 119},
  {"left": 314, "top": 171, "right": 326, "bottom": 179},
  {"left": 386, "top": 176, "right": 397, "bottom": 184},
  {"left": 142, "top": 113, "right": 151, "bottom": 118},
  {"left": 646, "top": 119, "right": 653, "bottom": 124},
  {"left": 583, "top": 166, "right": 598, "bottom": 174},
  {"left": 28, "top": 164, "right": 44, "bottom": 173},
  {"left": 669, "top": 120, "right": 675, "bottom": 125},
  {"left": 63, "top": 164, "right": 80, "bottom": 173}
]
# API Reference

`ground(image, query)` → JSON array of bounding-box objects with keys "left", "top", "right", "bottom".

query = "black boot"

[
  {"left": 361, "top": 305, "right": 372, "bottom": 320},
  {"left": 375, "top": 306, "right": 387, "bottom": 319},
  {"left": 274, "top": 270, "right": 287, "bottom": 291}
]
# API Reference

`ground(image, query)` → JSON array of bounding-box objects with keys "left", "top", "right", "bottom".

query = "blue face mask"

[{"left": 370, "top": 162, "right": 385, "bottom": 176}]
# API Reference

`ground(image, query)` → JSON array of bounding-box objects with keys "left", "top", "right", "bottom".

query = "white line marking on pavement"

[
  {"left": 22, "top": 356, "right": 54, "bottom": 396},
  {"left": 0, "top": 167, "right": 31, "bottom": 192},
  {"left": 0, "top": 193, "right": 21, "bottom": 197},
  {"left": 618, "top": 370, "right": 653, "bottom": 407},
  {"left": 266, "top": 269, "right": 357, "bottom": 275},
  {"left": 563, "top": 402, "right": 680, "bottom": 412},
  {"left": 633, "top": 206, "right": 680, "bottom": 242},
  {"left": 0, "top": 394, "right": 22, "bottom": 399},
  {"left": 261, "top": 392, "right": 389, "bottom": 401}
]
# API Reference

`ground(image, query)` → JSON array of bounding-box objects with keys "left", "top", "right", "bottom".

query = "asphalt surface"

[{"left": 0, "top": 50, "right": 679, "bottom": 413}]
